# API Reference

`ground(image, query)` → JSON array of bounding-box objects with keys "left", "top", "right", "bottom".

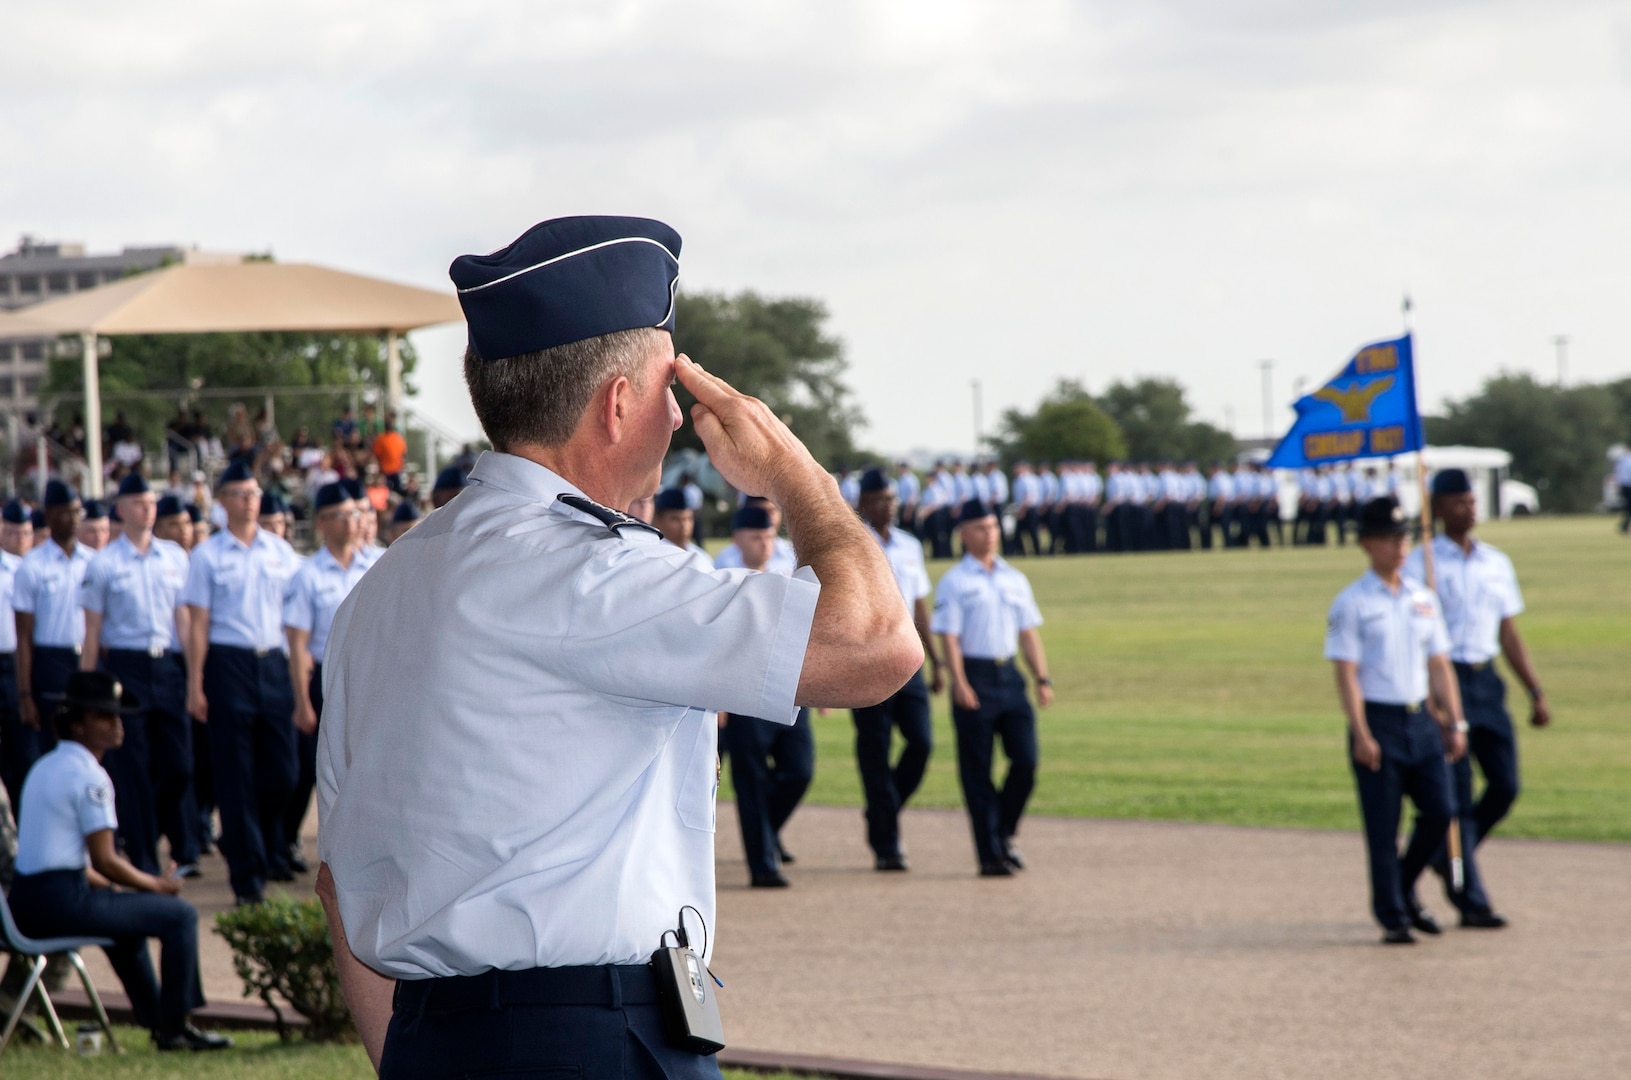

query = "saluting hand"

[{"left": 675, "top": 356, "right": 828, "bottom": 505}]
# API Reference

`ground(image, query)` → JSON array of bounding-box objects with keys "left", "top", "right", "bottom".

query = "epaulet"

[{"left": 556, "top": 494, "right": 663, "bottom": 539}]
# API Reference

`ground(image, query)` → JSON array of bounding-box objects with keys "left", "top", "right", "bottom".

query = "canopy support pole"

[
  {"left": 82, "top": 331, "right": 104, "bottom": 498},
  {"left": 385, "top": 330, "right": 402, "bottom": 420}
]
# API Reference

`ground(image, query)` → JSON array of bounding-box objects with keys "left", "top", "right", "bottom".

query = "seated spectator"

[{"left": 8, "top": 672, "right": 232, "bottom": 1051}]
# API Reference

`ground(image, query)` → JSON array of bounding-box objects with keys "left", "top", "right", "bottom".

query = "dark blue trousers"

[
  {"left": 381, "top": 966, "right": 722, "bottom": 1080},
  {"left": 725, "top": 709, "right": 812, "bottom": 880},
  {"left": 5, "top": 646, "right": 79, "bottom": 805},
  {"left": 203, "top": 645, "right": 296, "bottom": 902},
  {"left": 101, "top": 649, "right": 195, "bottom": 874},
  {"left": 852, "top": 669, "right": 932, "bottom": 859},
  {"left": 953, "top": 659, "right": 1038, "bottom": 869},
  {"left": 284, "top": 663, "right": 322, "bottom": 853},
  {"left": 1350, "top": 703, "right": 1454, "bottom": 931},
  {"left": 11, "top": 868, "right": 204, "bottom": 1035}
]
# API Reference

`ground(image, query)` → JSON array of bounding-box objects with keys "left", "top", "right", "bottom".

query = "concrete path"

[{"left": 82, "top": 802, "right": 1631, "bottom": 1079}]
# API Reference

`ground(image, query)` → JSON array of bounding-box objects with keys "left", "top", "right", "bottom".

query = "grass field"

[{"left": 759, "top": 516, "right": 1628, "bottom": 842}]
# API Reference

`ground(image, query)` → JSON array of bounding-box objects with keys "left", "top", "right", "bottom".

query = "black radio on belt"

[{"left": 650, "top": 906, "right": 725, "bottom": 1054}]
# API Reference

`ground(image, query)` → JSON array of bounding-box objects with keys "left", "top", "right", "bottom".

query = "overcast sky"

[{"left": 4, "top": 0, "right": 1627, "bottom": 456}]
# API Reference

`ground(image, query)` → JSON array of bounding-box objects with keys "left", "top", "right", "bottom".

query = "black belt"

[
  {"left": 394, "top": 965, "right": 658, "bottom": 1013},
  {"left": 109, "top": 646, "right": 178, "bottom": 660},
  {"left": 1364, "top": 700, "right": 1425, "bottom": 714},
  {"left": 34, "top": 644, "right": 82, "bottom": 656},
  {"left": 211, "top": 644, "right": 279, "bottom": 658},
  {"left": 1453, "top": 660, "right": 1493, "bottom": 673},
  {"left": 964, "top": 656, "right": 1014, "bottom": 667}
]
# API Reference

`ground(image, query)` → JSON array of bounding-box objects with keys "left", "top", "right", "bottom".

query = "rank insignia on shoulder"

[{"left": 557, "top": 494, "right": 663, "bottom": 539}]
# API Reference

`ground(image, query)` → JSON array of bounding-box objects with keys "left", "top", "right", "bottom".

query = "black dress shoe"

[
  {"left": 1460, "top": 909, "right": 1508, "bottom": 929},
  {"left": 1381, "top": 926, "right": 1416, "bottom": 945},
  {"left": 979, "top": 862, "right": 1014, "bottom": 877},
  {"left": 775, "top": 840, "right": 796, "bottom": 865},
  {"left": 1406, "top": 904, "right": 1442, "bottom": 936},
  {"left": 174, "top": 863, "right": 203, "bottom": 880},
  {"left": 267, "top": 866, "right": 295, "bottom": 883},
  {"left": 750, "top": 871, "right": 790, "bottom": 888},
  {"left": 874, "top": 854, "right": 909, "bottom": 872},
  {"left": 1002, "top": 842, "right": 1027, "bottom": 871},
  {"left": 155, "top": 1023, "right": 234, "bottom": 1051}
]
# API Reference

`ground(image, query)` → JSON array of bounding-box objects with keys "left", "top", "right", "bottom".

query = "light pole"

[
  {"left": 1552, "top": 335, "right": 1568, "bottom": 386},
  {"left": 1258, "top": 359, "right": 1274, "bottom": 441}
]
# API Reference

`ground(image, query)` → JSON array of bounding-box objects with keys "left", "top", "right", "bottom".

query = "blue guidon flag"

[{"left": 1267, "top": 333, "right": 1424, "bottom": 468}]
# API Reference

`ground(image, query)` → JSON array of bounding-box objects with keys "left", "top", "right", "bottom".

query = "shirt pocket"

[{"left": 675, "top": 711, "right": 718, "bottom": 834}]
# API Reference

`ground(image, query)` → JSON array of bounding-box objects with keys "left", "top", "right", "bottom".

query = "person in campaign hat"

[
  {"left": 80, "top": 469, "right": 198, "bottom": 878},
  {"left": 8, "top": 480, "right": 93, "bottom": 806},
  {"left": 1402, "top": 468, "right": 1548, "bottom": 929},
  {"left": 181, "top": 459, "right": 304, "bottom": 904},
  {"left": 852, "top": 467, "right": 943, "bottom": 870},
  {"left": 652, "top": 487, "right": 706, "bottom": 556},
  {"left": 8, "top": 670, "right": 231, "bottom": 1051},
  {"left": 316, "top": 216, "right": 918, "bottom": 1076},
  {"left": 716, "top": 504, "right": 815, "bottom": 888},
  {"left": 932, "top": 500, "right": 1054, "bottom": 876},
  {"left": 1326, "top": 495, "right": 1468, "bottom": 944}
]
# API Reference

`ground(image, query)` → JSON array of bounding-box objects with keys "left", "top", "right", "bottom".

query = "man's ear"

[{"left": 600, "top": 374, "right": 633, "bottom": 445}]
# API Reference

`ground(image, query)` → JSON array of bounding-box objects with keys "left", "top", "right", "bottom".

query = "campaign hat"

[
  {"left": 59, "top": 670, "right": 140, "bottom": 715},
  {"left": 451, "top": 216, "right": 682, "bottom": 362}
]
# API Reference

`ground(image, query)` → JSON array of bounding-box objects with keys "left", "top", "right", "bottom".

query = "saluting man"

[
  {"left": 933, "top": 500, "right": 1053, "bottom": 877},
  {"left": 11, "top": 480, "right": 94, "bottom": 801},
  {"left": 282, "top": 483, "right": 377, "bottom": 881},
  {"left": 1326, "top": 495, "right": 1467, "bottom": 944},
  {"left": 852, "top": 468, "right": 943, "bottom": 871},
  {"left": 80, "top": 472, "right": 196, "bottom": 876},
  {"left": 182, "top": 460, "right": 304, "bottom": 904},
  {"left": 1404, "top": 468, "right": 1544, "bottom": 928}
]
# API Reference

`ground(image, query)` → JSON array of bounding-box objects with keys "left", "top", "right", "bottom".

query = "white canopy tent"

[{"left": 0, "top": 261, "right": 463, "bottom": 495}]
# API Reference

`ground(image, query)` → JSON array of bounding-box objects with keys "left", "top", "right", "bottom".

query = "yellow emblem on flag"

[{"left": 1312, "top": 376, "right": 1394, "bottom": 423}]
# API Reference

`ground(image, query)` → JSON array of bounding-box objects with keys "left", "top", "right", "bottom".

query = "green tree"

[
  {"left": 990, "top": 379, "right": 1127, "bottom": 465},
  {"left": 1426, "top": 373, "right": 1626, "bottom": 512},
  {"left": 670, "top": 290, "right": 866, "bottom": 468},
  {"left": 1096, "top": 377, "right": 1234, "bottom": 463}
]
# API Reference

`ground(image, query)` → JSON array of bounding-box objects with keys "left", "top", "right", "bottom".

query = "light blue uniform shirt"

[
  {"left": 79, "top": 535, "right": 190, "bottom": 652},
  {"left": 12, "top": 541, "right": 94, "bottom": 648},
  {"left": 1012, "top": 473, "right": 1042, "bottom": 507},
  {"left": 16, "top": 740, "right": 118, "bottom": 874},
  {"left": 1040, "top": 471, "right": 1060, "bottom": 502},
  {"left": 317, "top": 452, "right": 818, "bottom": 978},
  {"left": 0, "top": 551, "right": 20, "bottom": 653},
  {"left": 283, "top": 544, "right": 380, "bottom": 664},
  {"left": 896, "top": 471, "right": 920, "bottom": 506},
  {"left": 1324, "top": 571, "right": 1451, "bottom": 705},
  {"left": 1404, "top": 536, "right": 1523, "bottom": 664},
  {"left": 181, "top": 526, "right": 302, "bottom": 650},
  {"left": 868, "top": 523, "right": 931, "bottom": 613},
  {"left": 931, "top": 554, "right": 1043, "bottom": 660}
]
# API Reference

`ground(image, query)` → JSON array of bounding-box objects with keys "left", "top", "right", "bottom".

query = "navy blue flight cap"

[
  {"left": 392, "top": 500, "right": 421, "bottom": 523},
  {"left": 859, "top": 468, "right": 893, "bottom": 495},
  {"left": 451, "top": 216, "right": 682, "bottom": 361},
  {"left": 259, "top": 492, "right": 287, "bottom": 517},
  {"left": 43, "top": 480, "right": 78, "bottom": 507},
  {"left": 1358, "top": 495, "right": 1409, "bottom": 537},
  {"left": 155, "top": 495, "right": 184, "bottom": 518},
  {"left": 342, "top": 477, "right": 366, "bottom": 502},
  {"left": 957, "top": 500, "right": 997, "bottom": 526},
  {"left": 653, "top": 488, "right": 688, "bottom": 512},
  {"left": 81, "top": 499, "right": 106, "bottom": 521},
  {"left": 433, "top": 467, "right": 466, "bottom": 492},
  {"left": 2, "top": 499, "right": 27, "bottom": 524},
  {"left": 1431, "top": 468, "right": 1473, "bottom": 497},
  {"left": 30, "top": 509, "right": 46, "bottom": 529},
  {"left": 313, "top": 482, "right": 350, "bottom": 512},
  {"left": 217, "top": 460, "right": 255, "bottom": 487},
  {"left": 183, "top": 504, "right": 202, "bottom": 524},
  {"left": 731, "top": 505, "right": 772, "bottom": 531},
  {"left": 116, "top": 472, "right": 150, "bottom": 497},
  {"left": 108, "top": 503, "right": 121, "bottom": 523}
]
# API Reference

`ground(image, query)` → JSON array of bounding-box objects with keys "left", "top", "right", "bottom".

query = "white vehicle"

[{"left": 1253, "top": 444, "right": 1538, "bottom": 521}]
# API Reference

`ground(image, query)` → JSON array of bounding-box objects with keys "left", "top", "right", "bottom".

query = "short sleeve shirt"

[
  {"left": 317, "top": 452, "right": 819, "bottom": 979},
  {"left": 15, "top": 741, "right": 117, "bottom": 874},
  {"left": 12, "top": 541, "right": 94, "bottom": 648},
  {"left": 80, "top": 535, "right": 191, "bottom": 652},
  {"left": 283, "top": 545, "right": 380, "bottom": 664},
  {"left": 0, "top": 551, "right": 20, "bottom": 653},
  {"left": 1325, "top": 571, "right": 1451, "bottom": 704},
  {"left": 182, "top": 527, "right": 303, "bottom": 650},
  {"left": 1405, "top": 536, "right": 1523, "bottom": 664},
  {"left": 867, "top": 523, "right": 931, "bottom": 613},
  {"left": 931, "top": 554, "right": 1043, "bottom": 659}
]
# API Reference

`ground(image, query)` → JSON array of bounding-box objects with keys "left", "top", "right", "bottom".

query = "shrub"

[{"left": 215, "top": 896, "right": 354, "bottom": 1043}]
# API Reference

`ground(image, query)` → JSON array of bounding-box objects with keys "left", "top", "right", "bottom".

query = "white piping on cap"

[{"left": 457, "top": 236, "right": 680, "bottom": 295}]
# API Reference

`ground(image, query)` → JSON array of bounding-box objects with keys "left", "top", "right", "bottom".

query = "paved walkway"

[{"left": 82, "top": 802, "right": 1631, "bottom": 1079}]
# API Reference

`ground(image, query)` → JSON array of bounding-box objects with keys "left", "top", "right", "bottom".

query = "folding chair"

[{"left": 0, "top": 888, "right": 122, "bottom": 1055}]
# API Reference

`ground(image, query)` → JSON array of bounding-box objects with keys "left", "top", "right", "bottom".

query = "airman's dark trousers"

[
  {"left": 203, "top": 646, "right": 296, "bottom": 902},
  {"left": 852, "top": 669, "right": 932, "bottom": 859},
  {"left": 101, "top": 649, "right": 195, "bottom": 874},
  {"left": 726, "top": 709, "right": 813, "bottom": 880},
  {"left": 285, "top": 663, "right": 323, "bottom": 855},
  {"left": 5, "top": 646, "right": 78, "bottom": 805},
  {"left": 953, "top": 659, "right": 1037, "bottom": 870},
  {"left": 1351, "top": 703, "right": 1453, "bottom": 931}
]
